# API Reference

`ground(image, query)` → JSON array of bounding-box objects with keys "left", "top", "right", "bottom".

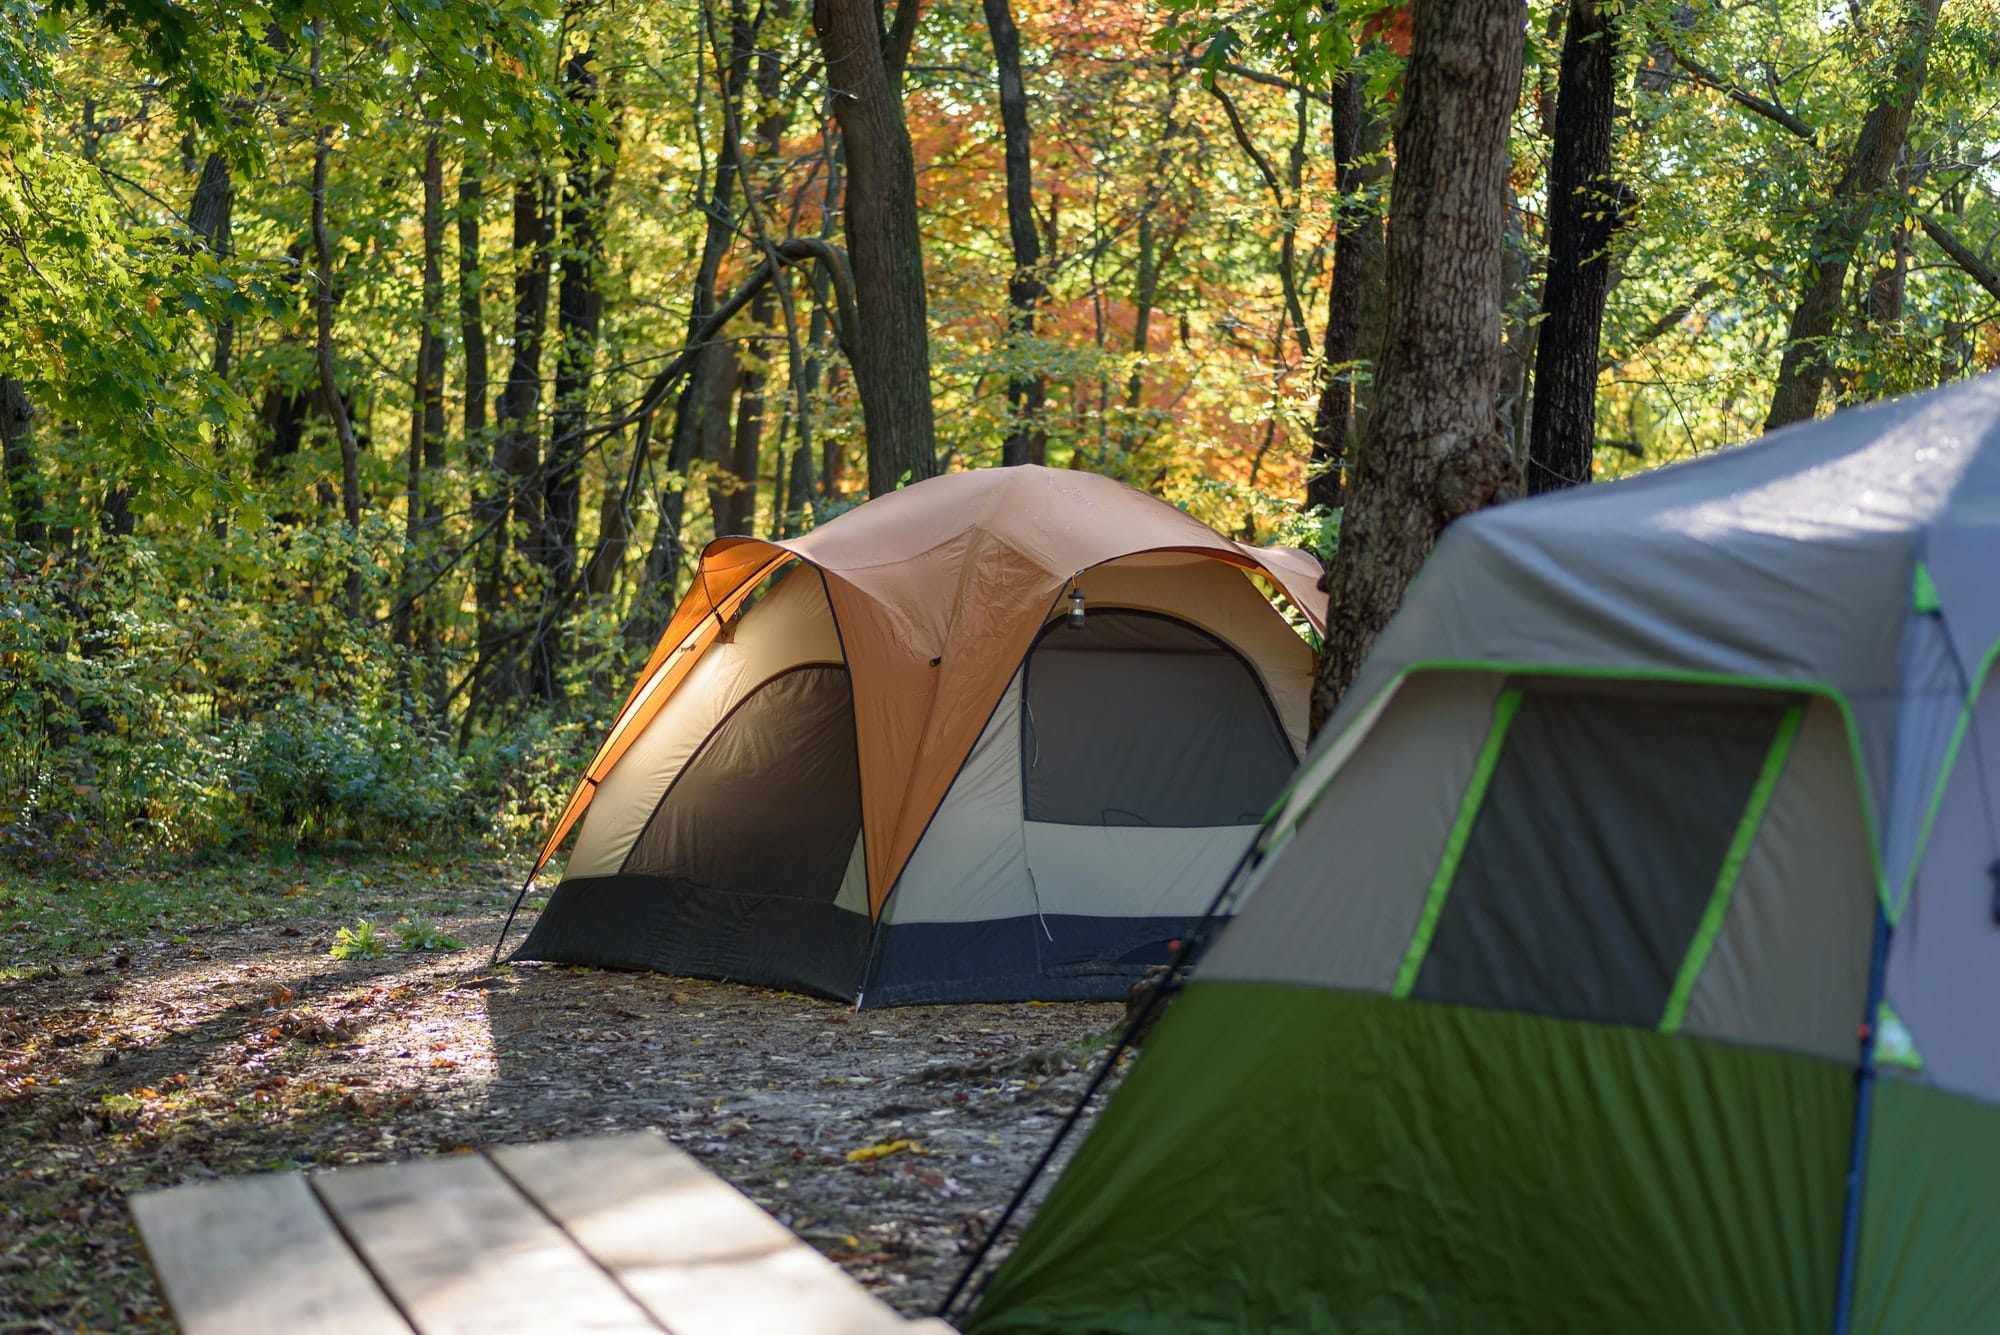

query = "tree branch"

[
  {"left": 1656, "top": 33, "right": 1817, "bottom": 142},
  {"left": 1205, "top": 79, "right": 1286, "bottom": 210},
  {"left": 1917, "top": 212, "right": 2000, "bottom": 302}
]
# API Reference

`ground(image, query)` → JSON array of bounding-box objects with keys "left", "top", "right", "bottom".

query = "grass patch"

[{"left": 0, "top": 846, "right": 520, "bottom": 964}]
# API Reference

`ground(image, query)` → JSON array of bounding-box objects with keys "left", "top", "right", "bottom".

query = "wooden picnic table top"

[{"left": 130, "top": 1130, "right": 955, "bottom": 1335}]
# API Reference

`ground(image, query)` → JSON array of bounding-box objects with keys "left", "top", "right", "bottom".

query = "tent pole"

[
  {"left": 1831, "top": 905, "right": 1891, "bottom": 1334},
  {"left": 935, "top": 832, "right": 1267, "bottom": 1324},
  {"left": 488, "top": 868, "right": 541, "bottom": 968}
]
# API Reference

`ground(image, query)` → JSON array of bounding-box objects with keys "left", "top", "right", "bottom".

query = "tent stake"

[
  {"left": 936, "top": 833, "right": 1267, "bottom": 1324},
  {"left": 1831, "top": 905, "right": 1890, "bottom": 1334},
  {"left": 488, "top": 868, "right": 540, "bottom": 968}
]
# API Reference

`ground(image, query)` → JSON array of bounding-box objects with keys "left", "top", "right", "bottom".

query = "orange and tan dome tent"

[{"left": 497, "top": 464, "right": 1324, "bottom": 1005}]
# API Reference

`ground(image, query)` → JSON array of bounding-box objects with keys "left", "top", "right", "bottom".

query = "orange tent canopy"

[{"left": 534, "top": 466, "right": 1326, "bottom": 915}]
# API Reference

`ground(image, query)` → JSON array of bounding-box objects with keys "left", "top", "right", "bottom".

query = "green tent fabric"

[{"left": 968, "top": 373, "right": 2000, "bottom": 1333}]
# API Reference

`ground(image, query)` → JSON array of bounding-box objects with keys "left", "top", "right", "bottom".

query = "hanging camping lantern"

[{"left": 1067, "top": 585, "right": 1086, "bottom": 630}]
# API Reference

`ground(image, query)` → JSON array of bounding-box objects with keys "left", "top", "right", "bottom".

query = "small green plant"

[
  {"left": 395, "top": 919, "right": 466, "bottom": 952},
  {"left": 330, "top": 918, "right": 387, "bottom": 960}
]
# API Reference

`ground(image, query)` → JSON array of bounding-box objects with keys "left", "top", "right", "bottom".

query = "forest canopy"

[{"left": 3, "top": 0, "right": 1998, "bottom": 863}]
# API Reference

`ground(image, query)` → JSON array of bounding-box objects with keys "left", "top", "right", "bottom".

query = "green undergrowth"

[{"left": 0, "top": 846, "right": 525, "bottom": 965}]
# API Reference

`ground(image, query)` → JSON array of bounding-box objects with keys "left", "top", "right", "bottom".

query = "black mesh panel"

[
  {"left": 621, "top": 665, "right": 860, "bottom": 900},
  {"left": 1412, "top": 682, "right": 1792, "bottom": 1026},
  {"left": 1023, "top": 611, "right": 1295, "bottom": 827}
]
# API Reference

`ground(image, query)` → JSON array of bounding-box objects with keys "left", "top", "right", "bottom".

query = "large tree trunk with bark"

[
  {"left": 813, "top": 0, "right": 938, "bottom": 494},
  {"left": 982, "top": 0, "right": 1047, "bottom": 467},
  {"left": 1764, "top": 0, "right": 1944, "bottom": 431},
  {"left": 1312, "top": 0, "right": 1527, "bottom": 730},
  {"left": 1308, "top": 70, "right": 1386, "bottom": 513},
  {"left": 1527, "top": 0, "right": 1622, "bottom": 493}
]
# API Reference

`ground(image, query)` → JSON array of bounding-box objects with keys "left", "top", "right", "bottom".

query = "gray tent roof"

[{"left": 1307, "top": 370, "right": 2000, "bottom": 903}]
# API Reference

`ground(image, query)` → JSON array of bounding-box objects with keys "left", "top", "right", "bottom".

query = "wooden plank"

[
  {"left": 491, "top": 1133, "right": 917, "bottom": 1335},
  {"left": 131, "top": 1172, "right": 411, "bottom": 1335},
  {"left": 312, "top": 1153, "right": 662, "bottom": 1335}
]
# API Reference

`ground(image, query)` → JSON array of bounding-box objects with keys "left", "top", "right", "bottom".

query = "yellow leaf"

[
  {"left": 844, "top": 1138, "right": 920, "bottom": 1163},
  {"left": 283, "top": 886, "right": 307, "bottom": 899}
]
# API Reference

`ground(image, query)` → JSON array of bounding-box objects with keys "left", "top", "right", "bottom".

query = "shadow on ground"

[{"left": 1, "top": 875, "right": 1123, "bottom": 1331}]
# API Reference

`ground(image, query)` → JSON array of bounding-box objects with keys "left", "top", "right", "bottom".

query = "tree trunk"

[
  {"left": 797, "top": 138, "right": 846, "bottom": 525},
  {"left": 186, "top": 151, "right": 235, "bottom": 376},
  {"left": 497, "top": 177, "right": 552, "bottom": 554},
  {"left": 1312, "top": 0, "right": 1527, "bottom": 730},
  {"left": 310, "top": 34, "right": 365, "bottom": 622},
  {"left": 699, "top": 343, "right": 745, "bottom": 531},
  {"left": 458, "top": 161, "right": 490, "bottom": 441},
  {"left": 1527, "top": 0, "right": 1621, "bottom": 493},
  {"left": 982, "top": 0, "right": 1047, "bottom": 467},
  {"left": 1764, "top": 0, "right": 1944, "bottom": 431},
  {"left": 812, "top": 0, "right": 938, "bottom": 495},
  {"left": 461, "top": 154, "right": 512, "bottom": 714},
  {"left": 1308, "top": 70, "right": 1386, "bottom": 513},
  {"left": 722, "top": 7, "right": 790, "bottom": 535},
  {"left": 1, "top": 376, "right": 44, "bottom": 547},
  {"left": 532, "top": 49, "right": 617, "bottom": 699},
  {"left": 627, "top": 4, "right": 756, "bottom": 646},
  {"left": 397, "top": 127, "right": 449, "bottom": 661}
]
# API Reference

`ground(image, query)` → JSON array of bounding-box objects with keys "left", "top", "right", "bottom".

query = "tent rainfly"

[
  {"left": 968, "top": 373, "right": 2000, "bottom": 1333},
  {"left": 499, "top": 465, "right": 1324, "bottom": 1007}
]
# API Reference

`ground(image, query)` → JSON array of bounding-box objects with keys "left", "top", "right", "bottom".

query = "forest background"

[{"left": 3, "top": 0, "right": 1998, "bottom": 872}]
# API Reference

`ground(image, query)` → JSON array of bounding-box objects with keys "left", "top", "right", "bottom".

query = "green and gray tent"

[{"left": 968, "top": 372, "right": 2000, "bottom": 1334}]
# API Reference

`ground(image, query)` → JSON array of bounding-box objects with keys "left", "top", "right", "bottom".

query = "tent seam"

[
  {"left": 1659, "top": 700, "right": 1806, "bottom": 1034},
  {"left": 1889, "top": 637, "right": 2000, "bottom": 924},
  {"left": 1390, "top": 686, "right": 1523, "bottom": 999}
]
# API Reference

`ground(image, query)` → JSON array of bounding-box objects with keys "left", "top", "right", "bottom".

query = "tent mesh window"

[
  {"left": 1021, "top": 610, "right": 1295, "bottom": 827},
  {"left": 620, "top": 664, "right": 861, "bottom": 900},
  {"left": 1411, "top": 680, "right": 1798, "bottom": 1027}
]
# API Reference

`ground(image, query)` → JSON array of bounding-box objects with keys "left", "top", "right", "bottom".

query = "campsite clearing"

[{"left": 0, "top": 852, "right": 1123, "bottom": 1333}]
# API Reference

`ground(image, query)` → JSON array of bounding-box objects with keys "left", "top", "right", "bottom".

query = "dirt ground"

[{"left": 0, "top": 860, "right": 1126, "bottom": 1333}]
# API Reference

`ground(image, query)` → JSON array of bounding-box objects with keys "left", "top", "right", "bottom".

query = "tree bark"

[
  {"left": 458, "top": 161, "right": 490, "bottom": 442},
  {"left": 1527, "top": 0, "right": 1621, "bottom": 493},
  {"left": 473, "top": 171, "right": 552, "bottom": 706},
  {"left": 497, "top": 177, "right": 553, "bottom": 553},
  {"left": 1764, "top": 0, "right": 1945, "bottom": 431},
  {"left": 813, "top": 0, "right": 938, "bottom": 495},
  {"left": 982, "top": 0, "right": 1047, "bottom": 467},
  {"left": 396, "top": 127, "right": 449, "bottom": 663},
  {"left": 310, "top": 34, "right": 365, "bottom": 622},
  {"left": 1312, "top": 0, "right": 1527, "bottom": 729},
  {"left": 185, "top": 151, "right": 235, "bottom": 376},
  {"left": 1308, "top": 70, "right": 1386, "bottom": 513},
  {"left": 530, "top": 49, "right": 618, "bottom": 699},
  {"left": 1, "top": 376, "right": 44, "bottom": 548},
  {"left": 626, "top": 3, "right": 757, "bottom": 647}
]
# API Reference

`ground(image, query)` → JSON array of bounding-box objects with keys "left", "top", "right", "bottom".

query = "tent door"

[{"left": 1019, "top": 609, "right": 1295, "bottom": 977}]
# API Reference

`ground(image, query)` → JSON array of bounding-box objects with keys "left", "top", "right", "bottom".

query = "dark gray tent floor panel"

[
  {"left": 515, "top": 879, "right": 1207, "bottom": 1007},
  {"left": 513, "top": 875, "right": 872, "bottom": 1003},
  {"left": 863, "top": 914, "right": 1210, "bottom": 1006}
]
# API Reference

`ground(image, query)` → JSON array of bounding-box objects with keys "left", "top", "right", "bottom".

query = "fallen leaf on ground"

[{"left": 845, "top": 1138, "right": 921, "bottom": 1163}]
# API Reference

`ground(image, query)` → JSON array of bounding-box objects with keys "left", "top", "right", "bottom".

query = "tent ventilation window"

[
  {"left": 1021, "top": 610, "right": 1294, "bottom": 828},
  {"left": 1408, "top": 682, "right": 1799, "bottom": 1028}
]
